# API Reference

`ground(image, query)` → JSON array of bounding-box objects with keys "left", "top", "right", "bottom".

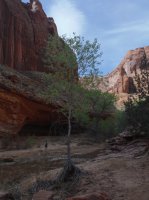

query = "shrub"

[{"left": 124, "top": 67, "right": 149, "bottom": 137}]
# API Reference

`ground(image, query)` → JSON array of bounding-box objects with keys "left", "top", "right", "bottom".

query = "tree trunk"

[
  {"left": 67, "top": 107, "right": 72, "bottom": 161},
  {"left": 94, "top": 118, "right": 100, "bottom": 140}
]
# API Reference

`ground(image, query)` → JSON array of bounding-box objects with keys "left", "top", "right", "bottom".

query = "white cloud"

[
  {"left": 104, "top": 20, "right": 149, "bottom": 35},
  {"left": 47, "top": 0, "right": 86, "bottom": 36}
]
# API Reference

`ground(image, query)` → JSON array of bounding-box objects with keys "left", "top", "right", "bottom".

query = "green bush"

[
  {"left": 87, "top": 110, "right": 127, "bottom": 141},
  {"left": 114, "top": 110, "right": 127, "bottom": 134},
  {"left": 25, "top": 136, "right": 36, "bottom": 149},
  {"left": 125, "top": 96, "right": 149, "bottom": 136},
  {"left": 124, "top": 68, "right": 149, "bottom": 137}
]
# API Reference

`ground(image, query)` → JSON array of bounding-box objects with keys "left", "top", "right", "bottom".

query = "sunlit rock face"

[
  {"left": 99, "top": 46, "right": 149, "bottom": 108},
  {"left": 105, "top": 47, "right": 149, "bottom": 94},
  {"left": 0, "top": 0, "right": 58, "bottom": 71}
]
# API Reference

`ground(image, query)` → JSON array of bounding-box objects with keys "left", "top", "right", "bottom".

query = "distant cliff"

[
  {"left": 99, "top": 46, "right": 149, "bottom": 108},
  {"left": 105, "top": 46, "right": 149, "bottom": 93}
]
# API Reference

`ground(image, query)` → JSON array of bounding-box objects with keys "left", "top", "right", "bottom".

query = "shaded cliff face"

[
  {"left": 0, "top": 0, "right": 62, "bottom": 135},
  {"left": 0, "top": 0, "right": 78, "bottom": 135},
  {"left": 0, "top": 65, "right": 62, "bottom": 135},
  {"left": 103, "top": 46, "right": 149, "bottom": 94},
  {"left": 0, "top": 0, "right": 58, "bottom": 71}
]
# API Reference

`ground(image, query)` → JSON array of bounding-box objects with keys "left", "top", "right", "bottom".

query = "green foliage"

[
  {"left": 43, "top": 35, "right": 77, "bottom": 81},
  {"left": 43, "top": 33, "right": 102, "bottom": 82},
  {"left": 97, "top": 118, "right": 116, "bottom": 140},
  {"left": 43, "top": 33, "right": 103, "bottom": 121},
  {"left": 62, "top": 33, "right": 102, "bottom": 77},
  {"left": 43, "top": 33, "right": 118, "bottom": 157},
  {"left": 44, "top": 76, "right": 89, "bottom": 122},
  {"left": 85, "top": 89, "right": 115, "bottom": 113},
  {"left": 114, "top": 110, "right": 127, "bottom": 134},
  {"left": 84, "top": 89, "right": 116, "bottom": 138},
  {"left": 125, "top": 68, "right": 149, "bottom": 136},
  {"left": 125, "top": 96, "right": 149, "bottom": 136},
  {"left": 86, "top": 109, "right": 127, "bottom": 141},
  {"left": 25, "top": 136, "right": 36, "bottom": 148}
]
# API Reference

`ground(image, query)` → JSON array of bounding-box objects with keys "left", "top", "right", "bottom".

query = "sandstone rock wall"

[
  {"left": 0, "top": 0, "right": 57, "bottom": 72},
  {"left": 0, "top": 65, "right": 62, "bottom": 135},
  {"left": 0, "top": 0, "right": 79, "bottom": 135},
  {"left": 101, "top": 46, "right": 149, "bottom": 94},
  {"left": 0, "top": 1, "right": 62, "bottom": 135}
]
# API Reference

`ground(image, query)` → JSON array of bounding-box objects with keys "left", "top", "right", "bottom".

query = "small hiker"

[{"left": 45, "top": 139, "right": 48, "bottom": 149}]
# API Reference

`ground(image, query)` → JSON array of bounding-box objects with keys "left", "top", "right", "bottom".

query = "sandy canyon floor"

[{"left": 0, "top": 135, "right": 149, "bottom": 200}]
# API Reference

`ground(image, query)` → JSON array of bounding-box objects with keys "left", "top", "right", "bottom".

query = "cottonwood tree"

[
  {"left": 85, "top": 89, "right": 115, "bottom": 139},
  {"left": 43, "top": 33, "right": 103, "bottom": 182}
]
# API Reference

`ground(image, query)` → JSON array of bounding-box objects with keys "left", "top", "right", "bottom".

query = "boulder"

[
  {"left": 67, "top": 193, "right": 110, "bottom": 200},
  {"left": 32, "top": 190, "right": 54, "bottom": 200},
  {"left": 0, "top": 191, "right": 14, "bottom": 200}
]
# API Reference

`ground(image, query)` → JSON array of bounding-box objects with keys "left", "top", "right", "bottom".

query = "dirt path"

[{"left": 0, "top": 136, "right": 149, "bottom": 200}]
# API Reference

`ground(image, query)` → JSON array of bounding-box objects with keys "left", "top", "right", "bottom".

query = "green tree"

[
  {"left": 43, "top": 33, "right": 103, "bottom": 182},
  {"left": 85, "top": 89, "right": 115, "bottom": 139}
]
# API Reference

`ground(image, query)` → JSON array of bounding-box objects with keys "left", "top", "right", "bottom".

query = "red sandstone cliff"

[
  {"left": 99, "top": 46, "right": 149, "bottom": 108},
  {"left": 104, "top": 46, "right": 149, "bottom": 94},
  {"left": 0, "top": 66, "right": 62, "bottom": 135},
  {"left": 0, "top": 0, "right": 61, "bottom": 135},
  {"left": 106, "top": 46, "right": 149, "bottom": 94},
  {"left": 0, "top": 0, "right": 57, "bottom": 71}
]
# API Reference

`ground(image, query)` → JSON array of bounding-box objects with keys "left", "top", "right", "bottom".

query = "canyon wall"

[
  {"left": 106, "top": 46, "right": 149, "bottom": 94},
  {"left": 102, "top": 46, "right": 149, "bottom": 94},
  {"left": 0, "top": 0, "right": 57, "bottom": 72},
  {"left": 0, "top": 0, "right": 60, "bottom": 135},
  {"left": 99, "top": 46, "right": 149, "bottom": 108}
]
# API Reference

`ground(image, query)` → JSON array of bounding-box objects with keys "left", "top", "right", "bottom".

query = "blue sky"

[{"left": 23, "top": 0, "right": 149, "bottom": 74}]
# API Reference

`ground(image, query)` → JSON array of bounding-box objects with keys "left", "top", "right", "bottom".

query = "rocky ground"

[{"left": 0, "top": 134, "right": 149, "bottom": 200}]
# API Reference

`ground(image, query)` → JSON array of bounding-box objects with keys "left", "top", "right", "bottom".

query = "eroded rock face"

[
  {"left": 67, "top": 193, "right": 110, "bottom": 200},
  {"left": 99, "top": 46, "right": 149, "bottom": 108},
  {"left": 0, "top": 0, "right": 57, "bottom": 71},
  {"left": 0, "top": 1, "right": 78, "bottom": 135},
  {"left": 32, "top": 190, "right": 54, "bottom": 200},
  {"left": 103, "top": 46, "right": 149, "bottom": 94},
  {"left": 0, "top": 1, "right": 65, "bottom": 135}
]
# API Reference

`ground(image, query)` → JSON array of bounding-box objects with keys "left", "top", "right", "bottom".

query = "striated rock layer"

[
  {"left": 0, "top": 0, "right": 57, "bottom": 71},
  {"left": 0, "top": 0, "right": 62, "bottom": 135},
  {"left": 99, "top": 46, "right": 149, "bottom": 108},
  {"left": 67, "top": 193, "right": 110, "bottom": 200},
  {"left": 103, "top": 46, "right": 149, "bottom": 94},
  {"left": 0, "top": 65, "right": 62, "bottom": 135}
]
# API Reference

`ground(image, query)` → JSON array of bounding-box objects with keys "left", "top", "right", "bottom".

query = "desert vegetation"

[
  {"left": 42, "top": 33, "right": 116, "bottom": 185},
  {"left": 0, "top": 33, "right": 148, "bottom": 200},
  {"left": 125, "top": 67, "right": 149, "bottom": 137}
]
